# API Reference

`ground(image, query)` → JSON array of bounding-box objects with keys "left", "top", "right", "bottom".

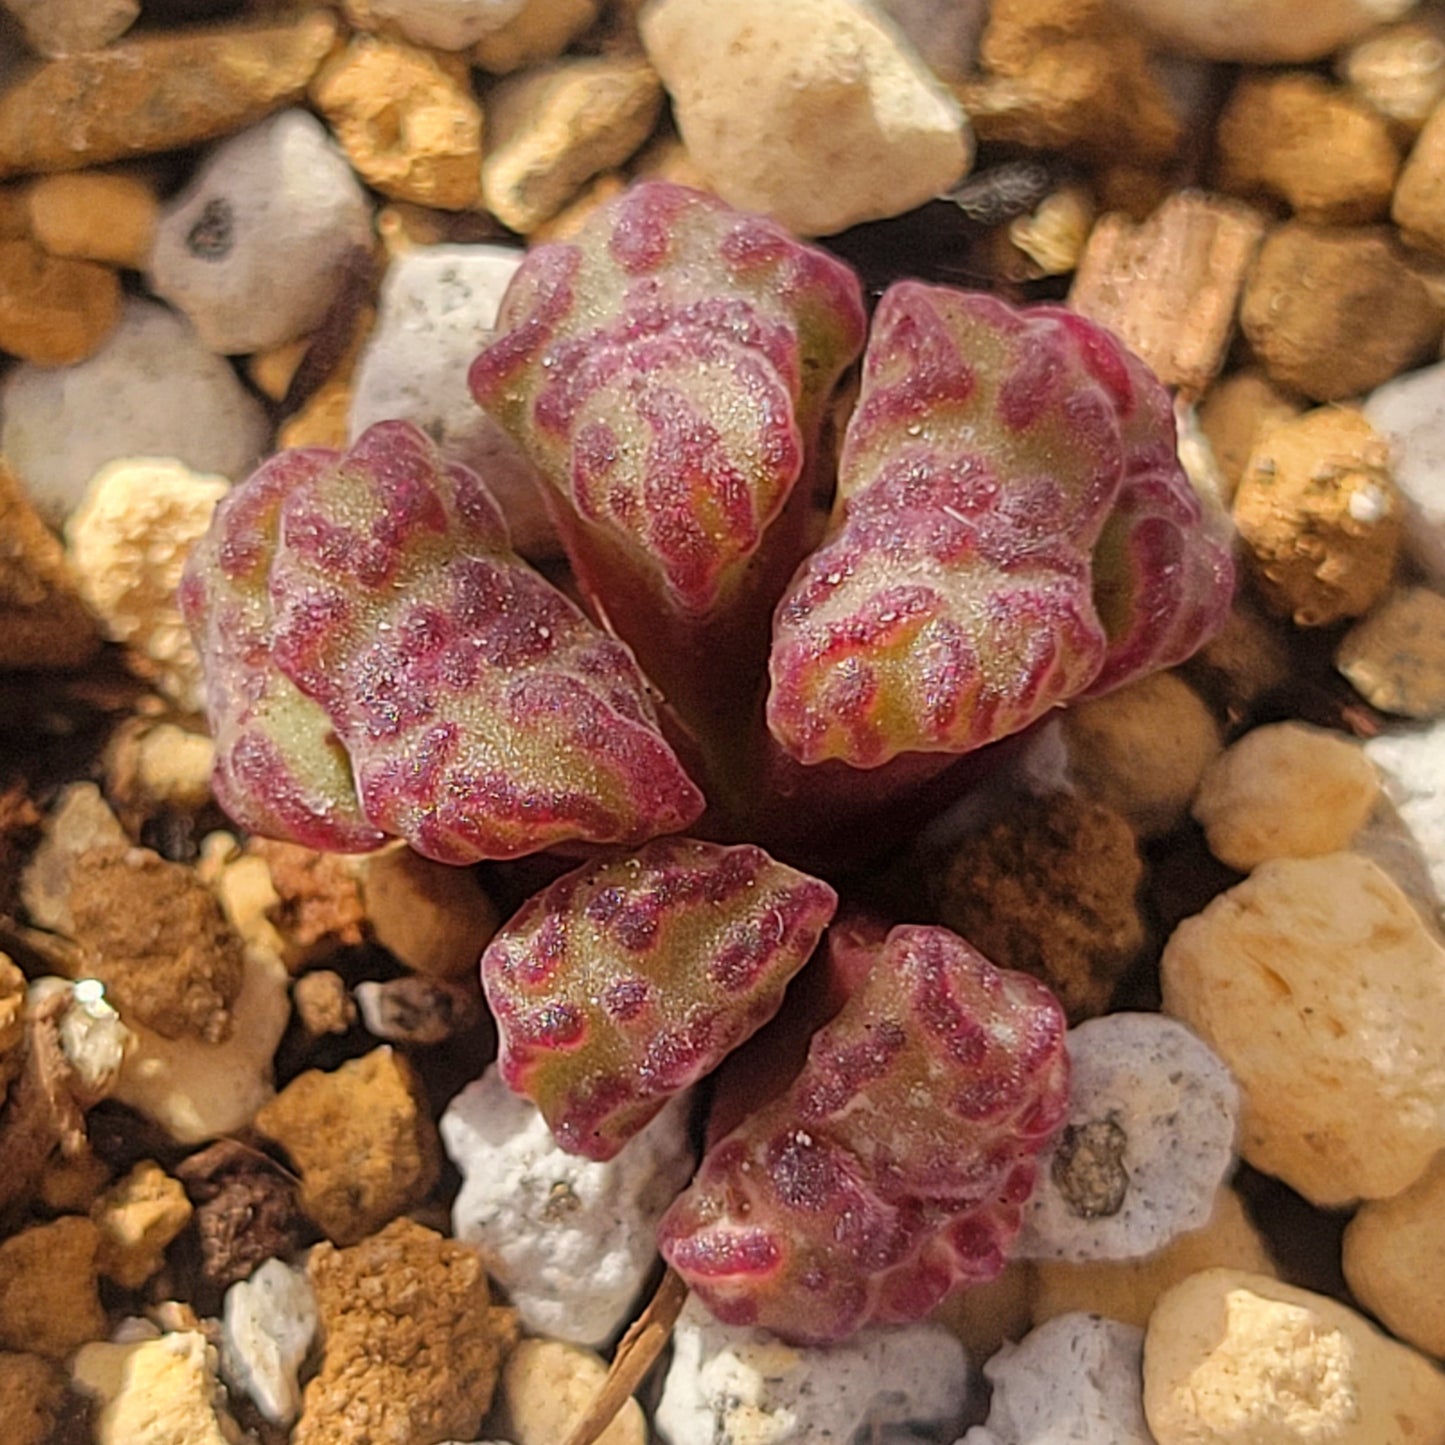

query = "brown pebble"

[
  {"left": 0, "top": 11, "right": 340, "bottom": 179},
  {"left": 292, "top": 970, "right": 357, "bottom": 1038},
  {"left": 0, "top": 1351, "right": 68, "bottom": 1445},
  {"left": 26, "top": 171, "right": 158, "bottom": 270},
  {"left": 1338, "top": 585, "right": 1445, "bottom": 716},
  {"left": 1395, "top": 101, "right": 1445, "bottom": 255},
  {"left": 248, "top": 837, "right": 368, "bottom": 972},
  {"left": 0, "top": 1217, "right": 106, "bottom": 1360},
  {"left": 0, "top": 237, "right": 120, "bottom": 366},
  {"left": 3, "top": 0, "right": 138, "bottom": 59},
  {"left": 1197, "top": 369, "right": 1303, "bottom": 501},
  {"left": 91, "top": 1160, "right": 194, "bottom": 1290}
]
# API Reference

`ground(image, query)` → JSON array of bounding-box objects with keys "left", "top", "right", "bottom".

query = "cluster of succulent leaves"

[{"left": 182, "top": 181, "right": 1233, "bottom": 1344}]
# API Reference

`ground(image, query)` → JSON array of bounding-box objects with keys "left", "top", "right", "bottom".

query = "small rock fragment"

[
  {"left": 0, "top": 237, "right": 120, "bottom": 366},
  {"left": 1, "top": 0, "right": 138, "bottom": 57},
  {"left": 292, "top": 970, "right": 357, "bottom": 1038},
  {"left": 1197, "top": 369, "right": 1303, "bottom": 501},
  {"left": 1339, "top": 585, "right": 1445, "bottom": 717},
  {"left": 72, "top": 1331, "right": 236, "bottom": 1445},
  {"left": 246, "top": 838, "right": 368, "bottom": 971},
  {"left": 962, "top": 1314, "right": 1152, "bottom": 1445},
  {"left": 655, "top": 1297, "right": 969, "bottom": 1445},
  {"left": 296, "top": 1217, "right": 518, "bottom": 1445},
  {"left": 91, "top": 1159, "right": 193, "bottom": 1289},
  {"left": 103, "top": 720, "right": 216, "bottom": 833},
  {"left": 1018, "top": 1013, "right": 1240, "bottom": 1263},
  {"left": 934, "top": 794, "right": 1145, "bottom": 1023},
  {"left": 0, "top": 1351, "right": 68, "bottom": 1445},
  {"left": 1068, "top": 191, "right": 1264, "bottom": 396},
  {"left": 642, "top": 0, "right": 969, "bottom": 236},
  {"left": 481, "top": 56, "right": 663, "bottom": 234},
  {"left": 0, "top": 1215, "right": 106, "bottom": 1359},
  {"left": 1233, "top": 407, "right": 1402, "bottom": 626},
  {"left": 495, "top": 1338, "right": 646, "bottom": 1445},
  {"left": 1162, "top": 851, "right": 1445, "bottom": 1205},
  {"left": 255, "top": 1046, "right": 441, "bottom": 1245},
  {"left": 346, "top": 0, "right": 530, "bottom": 51},
  {"left": 26, "top": 171, "right": 158, "bottom": 270},
  {"left": 356, "top": 975, "right": 480, "bottom": 1044},
  {"left": 0, "top": 298, "right": 270, "bottom": 526},
  {"left": 1240, "top": 222, "right": 1442, "bottom": 401},
  {"left": 1343, "top": 1148, "right": 1445, "bottom": 1359},
  {"left": 1341, "top": 16, "right": 1445, "bottom": 132},
  {"left": 471, "top": 0, "right": 600, "bottom": 73},
  {"left": 148, "top": 109, "right": 373, "bottom": 355},
  {"left": 0, "top": 11, "right": 340, "bottom": 178},
  {"left": 998, "top": 183, "right": 1095, "bottom": 280},
  {"left": 1061, "top": 673, "right": 1223, "bottom": 837},
  {"left": 1143, "top": 1269, "right": 1445, "bottom": 1445},
  {"left": 1031, "top": 1186, "right": 1276, "bottom": 1328},
  {"left": 66, "top": 457, "right": 229, "bottom": 711},
  {"left": 1192, "top": 722, "right": 1381, "bottom": 870},
  {"left": 1215, "top": 72, "right": 1400, "bottom": 223},
  {"left": 312, "top": 35, "right": 484, "bottom": 210},
  {"left": 442, "top": 1065, "right": 694, "bottom": 1347},
  {"left": 221, "top": 1257, "right": 317, "bottom": 1426}
]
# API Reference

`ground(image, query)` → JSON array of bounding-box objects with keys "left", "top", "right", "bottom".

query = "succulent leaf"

[
  {"left": 482, "top": 836, "right": 838, "bottom": 1160},
  {"left": 658, "top": 923, "right": 1069, "bottom": 1344}
]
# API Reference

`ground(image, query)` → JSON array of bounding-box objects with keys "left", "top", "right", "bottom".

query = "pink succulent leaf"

[
  {"left": 482, "top": 836, "right": 838, "bottom": 1160},
  {"left": 179, "top": 449, "right": 386, "bottom": 853},
  {"left": 469, "top": 181, "right": 867, "bottom": 619},
  {"left": 765, "top": 285, "right": 1233, "bottom": 769},
  {"left": 659, "top": 923, "right": 1069, "bottom": 1345}
]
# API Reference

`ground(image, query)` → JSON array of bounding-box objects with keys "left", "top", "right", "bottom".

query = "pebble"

[
  {"left": 0, "top": 297, "right": 270, "bottom": 526},
  {"left": 0, "top": 1352, "right": 66, "bottom": 1445},
  {"left": 481, "top": 56, "right": 664, "bottom": 234},
  {"left": 1366, "top": 719, "right": 1445, "bottom": 910},
  {"left": 148, "top": 109, "right": 373, "bottom": 355},
  {"left": 1017, "top": 1013, "right": 1240, "bottom": 1263},
  {"left": 345, "top": 0, "right": 530, "bottom": 52},
  {"left": 292, "top": 970, "right": 357, "bottom": 1039},
  {"left": 355, "top": 974, "right": 480, "bottom": 1044},
  {"left": 72, "top": 1331, "right": 236, "bottom": 1445},
  {"left": 221, "top": 1257, "right": 318, "bottom": 1426},
  {"left": 494, "top": 1338, "right": 647, "bottom": 1445},
  {"left": 0, "top": 238, "right": 121, "bottom": 366},
  {"left": 874, "top": 0, "right": 988, "bottom": 81},
  {"left": 1143, "top": 1268, "right": 1445, "bottom": 1445},
  {"left": 1197, "top": 368, "right": 1303, "bottom": 501},
  {"left": 103, "top": 719, "right": 216, "bottom": 830},
  {"left": 312, "top": 35, "right": 483, "bottom": 210},
  {"left": 0, "top": 1215, "right": 105, "bottom": 1359},
  {"left": 1031, "top": 1186, "right": 1276, "bottom": 1329},
  {"left": 1, "top": 0, "right": 138, "bottom": 58},
  {"left": 255, "top": 1046, "right": 441, "bottom": 1246},
  {"left": 244, "top": 837, "right": 368, "bottom": 970},
  {"left": 1192, "top": 722, "right": 1381, "bottom": 870},
  {"left": 961, "top": 1314, "right": 1152, "bottom": 1445},
  {"left": 1233, "top": 407, "right": 1402, "bottom": 626},
  {"left": 26, "top": 170, "right": 158, "bottom": 269},
  {"left": 91, "top": 1160, "right": 193, "bottom": 1289},
  {"left": 471, "top": 0, "right": 599, "bottom": 73},
  {"left": 65, "top": 457, "right": 229, "bottom": 712},
  {"left": 1364, "top": 357, "right": 1445, "bottom": 584},
  {"left": 1394, "top": 99, "right": 1445, "bottom": 254},
  {"left": 1339, "top": 586, "right": 1445, "bottom": 716},
  {"left": 642, "top": 0, "right": 969, "bottom": 236},
  {"left": 1340, "top": 16, "right": 1445, "bottom": 132},
  {"left": 1343, "top": 1148, "right": 1445, "bottom": 1359},
  {"left": 1162, "top": 851, "right": 1445, "bottom": 1205},
  {"left": 441, "top": 1064, "right": 695, "bottom": 1347},
  {"left": 0, "top": 11, "right": 339, "bottom": 178},
  {"left": 655, "top": 1296, "right": 969, "bottom": 1445},
  {"left": 1239, "top": 222, "right": 1442, "bottom": 402},
  {"left": 1105, "top": 0, "right": 1419, "bottom": 62},
  {"left": 348, "top": 243, "right": 558, "bottom": 556}
]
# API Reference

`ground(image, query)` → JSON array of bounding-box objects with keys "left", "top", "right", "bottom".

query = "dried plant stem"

[{"left": 562, "top": 1268, "right": 690, "bottom": 1445}]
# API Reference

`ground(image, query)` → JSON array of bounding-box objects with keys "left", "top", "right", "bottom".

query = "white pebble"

[
  {"left": 440, "top": 1064, "right": 695, "bottom": 1347},
  {"left": 1364, "top": 359, "right": 1445, "bottom": 586},
  {"left": 960, "top": 1314, "right": 1152, "bottom": 1445},
  {"left": 0, "top": 298, "right": 270, "bottom": 525},
  {"left": 352, "top": 0, "right": 526, "bottom": 50},
  {"left": 221, "top": 1258, "right": 317, "bottom": 1427},
  {"left": 1365, "top": 717, "right": 1445, "bottom": 914},
  {"left": 656, "top": 1296, "right": 969, "bottom": 1445},
  {"left": 148, "top": 109, "right": 372, "bottom": 355},
  {"left": 348, "top": 244, "right": 556, "bottom": 555},
  {"left": 1018, "top": 1013, "right": 1240, "bottom": 1263}
]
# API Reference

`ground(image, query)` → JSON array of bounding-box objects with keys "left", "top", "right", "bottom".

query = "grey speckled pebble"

[{"left": 1017, "top": 1012, "right": 1240, "bottom": 1263}]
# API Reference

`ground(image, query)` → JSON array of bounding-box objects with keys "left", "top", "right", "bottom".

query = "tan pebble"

[
  {"left": 0, "top": 11, "right": 340, "bottom": 179},
  {"left": 103, "top": 719, "right": 216, "bottom": 831},
  {"left": 91, "top": 1160, "right": 194, "bottom": 1289},
  {"left": 1162, "top": 852, "right": 1445, "bottom": 1205},
  {"left": 1184, "top": 598, "right": 1294, "bottom": 717},
  {"left": 1240, "top": 222, "right": 1442, "bottom": 401},
  {"left": 1395, "top": 100, "right": 1445, "bottom": 256},
  {"left": 482, "top": 55, "right": 663, "bottom": 233},
  {"left": 497, "top": 1337, "right": 647, "bottom": 1445},
  {"left": 0, "top": 237, "right": 120, "bottom": 366},
  {"left": 0, "top": 459, "right": 100, "bottom": 671},
  {"left": 292, "top": 970, "right": 357, "bottom": 1038},
  {"left": 277, "top": 377, "right": 354, "bottom": 449},
  {"left": 247, "top": 337, "right": 309, "bottom": 402},
  {"left": 473, "top": 0, "right": 601, "bottom": 74},
  {"left": 1215, "top": 72, "right": 1400, "bottom": 224},
  {"left": 255, "top": 1046, "right": 441, "bottom": 1245},
  {"left": 1192, "top": 722, "right": 1380, "bottom": 870},
  {"left": 1062, "top": 672, "right": 1222, "bottom": 837},
  {"left": 1143, "top": 1268, "right": 1445, "bottom": 1445},
  {"left": 1032, "top": 1187, "right": 1275, "bottom": 1330},
  {"left": 630, "top": 130, "right": 713, "bottom": 190},
  {"left": 26, "top": 171, "right": 157, "bottom": 270},
  {"left": 1344, "top": 1149, "right": 1445, "bottom": 1359},
  {"left": 1233, "top": 408, "right": 1401, "bottom": 627},
  {"left": 1197, "top": 369, "right": 1303, "bottom": 502},
  {"left": 72, "top": 1332, "right": 235, "bottom": 1445},
  {"left": 1004, "top": 183, "right": 1095, "bottom": 278},
  {"left": 0, "top": 955, "right": 24, "bottom": 1105},
  {"left": 247, "top": 837, "right": 368, "bottom": 971},
  {"left": 1339, "top": 585, "right": 1445, "bottom": 718},
  {"left": 2, "top": 0, "right": 138, "bottom": 58},
  {"left": 930, "top": 1260, "right": 1035, "bottom": 1361},
  {"left": 0, "top": 1351, "right": 67, "bottom": 1445},
  {"left": 1068, "top": 191, "right": 1264, "bottom": 397},
  {"left": 312, "top": 35, "right": 483, "bottom": 210},
  {"left": 1340, "top": 17, "right": 1445, "bottom": 134},
  {"left": 529, "top": 170, "right": 630, "bottom": 245},
  {"left": 20, "top": 782, "right": 129, "bottom": 934},
  {"left": 0, "top": 1216, "right": 106, "bottom": 1359},
  {"left": 296, "top": 1217, "right": 518, "bottom": 1445}
]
